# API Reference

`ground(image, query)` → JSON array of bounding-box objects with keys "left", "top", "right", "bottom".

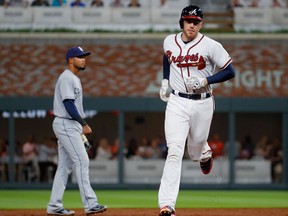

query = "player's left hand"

[{"left": 190, "top": 77, "right": 207, "bottom": 89}]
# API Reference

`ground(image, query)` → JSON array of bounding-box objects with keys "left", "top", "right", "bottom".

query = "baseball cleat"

[
  {"left": 86, "top": 204, "right": 107, "bottom": 215},
  {"left": 47, "top": 208, "right": 75, "bottom": 216},
  {"left": 200, "top": 157, "right": 213, "bottom": 175},
  {"left": 159, "top": 206, "right": 176, "bottom": 216}
]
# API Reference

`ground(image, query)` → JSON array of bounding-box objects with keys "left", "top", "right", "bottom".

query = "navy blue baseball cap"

[
  {"left": 66, "top": 46, "right": 91, "bottom": 61},
  {"left": 181, "top": 5, "right": 203, "bottom": 21}
]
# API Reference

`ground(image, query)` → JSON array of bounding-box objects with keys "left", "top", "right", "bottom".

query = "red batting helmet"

[{"left": 179, "top": 5, "right": 203, "bottom": 29}]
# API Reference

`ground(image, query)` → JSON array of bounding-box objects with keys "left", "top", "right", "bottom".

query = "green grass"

[{"left": 0, "top": 190, "right": 287, "bottom": 209}]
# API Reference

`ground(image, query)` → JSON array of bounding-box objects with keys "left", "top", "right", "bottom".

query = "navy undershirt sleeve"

[
  {"left": 163, "top": 54, "right": 170, "bottom": 80},
  {"left": 63, "top": 99, "right": 87, "bottom": 126},
  {"left": 207, "top": 64, "right": 235, "bottom": 84}
]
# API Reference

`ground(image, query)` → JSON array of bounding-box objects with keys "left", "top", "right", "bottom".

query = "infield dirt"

[{"left": 0, "top": 208, "right": 288, "bottom": 216}]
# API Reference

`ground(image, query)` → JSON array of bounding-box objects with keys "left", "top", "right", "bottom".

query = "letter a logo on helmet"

[
  {"left": 189, "top": 9, "right": 198, "bottom": 16},
  {"left": 179, "top": 5, "right": 203, "bottom": 29}
]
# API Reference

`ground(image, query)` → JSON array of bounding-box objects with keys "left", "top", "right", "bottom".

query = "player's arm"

[
  {"left": 63, "top": 99, "right": 92, "bottom": 134},
  {"left": 206, "top": 63, "right": 235, "bottom": 84},
  {"left": 163, "top": 54, "right": 170, "bottom": 80},
  {"left": 159, "top": 54, "right": 170, "bottom": 102},
  {"left": 63, "top": 99, "right": 87, "bottom": 125},
  {"left": 191, "top": 64, "right": 235, "bottom": 89}
]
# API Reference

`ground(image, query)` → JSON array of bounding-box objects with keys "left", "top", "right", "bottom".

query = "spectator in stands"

[
  {"left": 70, "top": 0, "right": 85, "bottom": 7},
  {"left": 239, "top": 135, "right": 254, "bottom": 159},
  {"left": 90, "top": 0, "right": 103, "bottom": 7},
  {"left": 13, "top": 0, "right": 30, "bottom": 7},
  {"left": 149, "top": 136, "right": 163, "bottom": 159},
  {"left": 96, "top": 138, "right": 112, "bottom": 160},
  {"left": 158, "top": 137, "right": 168, "bottom": 159},
  {"left": 158, "top": 0, "right": 167, "bottom": 7},
  {"left": 232, "top": 139, "right": 242, "bottom": 159},
  {"left": 0, "top": 139, "right": 8, "bottom": 181},
  {"left": 110, "top": 0, "right": 123, "bottom": 7},
  {"left": 138, "top": 137, "right": 151, "bottom": 159},
  {"left": 110, "top": 138, "right": 119, "bottom": 160},
  {"left": 31, "top": 0, "right": 49, "bottom": 6},
  {"left": 249, "top": 0, "right": 259, "bottom": 7},
  {"left": 0, "top": 0, "right": 10, "bottom": 7},
  {"left": 38, "top": 137, "right": 57, "bottom": 182},
  {"left": 227, "top": 0, "right": 244, "bottom": 11},
  {"left": 23, "top": 0, "right": 29, "bottom": 7},
  {"left": 128, "top": 0, "right": 140, "bottom": 7},
  {"left": 223, "top": 138, "right": 242, "bottom": 159},
  {"left": 208, "top": 133, "right": 225, "bottom": 159},
  {"left": 51, "top": 0, "right": 67, "bottom": 7},
  {"left": 271, "top": 0, "right": 283, "bottom": 7},
  {"left": 266, "top": 137, "right": 283, "bottom": 182},
  {"left": 0, "top": 139, "right": 23, "bottom": 182},
  {"left": 14, "top": 140, "right": 23, "bottom": 158},
  {"left": 22, "top": 134, "right": 40, "bottom": 181},
  {"left": 0, "top": 138, "right": 8, "bottom": 158},
  {"left": 0, "top": 138, "right": 9, "bottom": 182},
  {"left": 125, "top": 138, "right": 141, "bottom": 160},
  {"left": 254, "top": 135, "right": 270, "bottom": 159}
]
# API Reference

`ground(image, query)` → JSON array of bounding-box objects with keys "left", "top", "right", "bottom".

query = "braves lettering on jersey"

[{"left": 164, "top": 32, "right": 232, "bottom": 94}]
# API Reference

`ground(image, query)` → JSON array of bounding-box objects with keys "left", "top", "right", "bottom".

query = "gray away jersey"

[{"left": 53, "top": 69, "right": 85, "bottom": 119}]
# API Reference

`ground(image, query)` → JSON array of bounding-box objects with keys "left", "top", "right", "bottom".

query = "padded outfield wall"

[{"left": 0, "top": 33, "right": 287, "bottom": 189}]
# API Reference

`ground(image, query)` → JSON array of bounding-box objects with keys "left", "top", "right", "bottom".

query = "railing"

[
  {"left": 71, "top": 159, "right": 272, "bottom": 184},
  {"left": 1, "top": 7, "right": 287, "bottom": 32},
  {"left": 234, "top": 8, "right": 288, "bottom": 32}
]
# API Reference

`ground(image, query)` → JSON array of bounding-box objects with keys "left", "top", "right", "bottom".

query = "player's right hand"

[
  {"left": 83, "top": 124, "right": 92, "bottom": 135},
  {"left": 159, "top": 79, "right": 169, "bottom": 102}
]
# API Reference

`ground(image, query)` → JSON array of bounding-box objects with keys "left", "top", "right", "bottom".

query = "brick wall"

[{"left": 0, "top": 34, "right": 287, "bottom": 98}]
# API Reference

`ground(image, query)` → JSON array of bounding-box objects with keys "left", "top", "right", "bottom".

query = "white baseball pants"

[
  {"left": 47, "top": 117, "right": 98, "bottom": 212},
  {"left": 158, "top": 93, "right": 214, "bottom": 208}
]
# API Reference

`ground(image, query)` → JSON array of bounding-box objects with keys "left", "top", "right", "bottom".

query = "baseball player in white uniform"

[
  {"left": 47, "top": 47, "right": 107, "bottom": 216},
  {"left": 158, "top": 5, "right": 235, "bottom": 216}
]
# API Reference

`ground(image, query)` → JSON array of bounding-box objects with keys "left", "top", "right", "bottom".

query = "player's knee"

[
  {"left": 167, "top": 145, "right": 184, "bottom": 162},
  {"left": 74, "top": 157, "right": 89, "bottom": 167},
  {"left": 187, "top": 145, "right": 202, "bottom": 161}
]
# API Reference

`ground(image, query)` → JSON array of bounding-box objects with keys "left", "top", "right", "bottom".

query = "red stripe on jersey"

[
  {"left": 174, "top": 33, "right": 183, "bottom": 78},
  {"left": 174, "top": 33, "right": 189, "bottom": 92},
  {"left": 220, "top": 58, "right": 233, "bottom": 70},
  {"left": 187, "top": 34, "right": 205, "bottom": 53},
  {"left": 186, "top": 34, "right": 205, "bottom": 76}
]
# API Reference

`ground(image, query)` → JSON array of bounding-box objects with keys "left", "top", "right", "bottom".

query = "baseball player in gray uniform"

[
  {"left": 158, "top": 5, "right": 235, "bottom": 216},
  {"left": 47, "top": 46, "right": 107, "bottom": 216}
]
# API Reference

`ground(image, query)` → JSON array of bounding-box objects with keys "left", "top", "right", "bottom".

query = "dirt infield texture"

[{"left": 1, "top": 208, "right": 288, "bottom": 216}]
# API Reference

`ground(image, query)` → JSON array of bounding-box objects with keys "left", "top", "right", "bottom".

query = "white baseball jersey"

[
  {"left": 53, "top": 69, "right": 85, "bottom": 119},
  {"left": 164, "top": 32, "right": 232, "bottom": 94}
]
